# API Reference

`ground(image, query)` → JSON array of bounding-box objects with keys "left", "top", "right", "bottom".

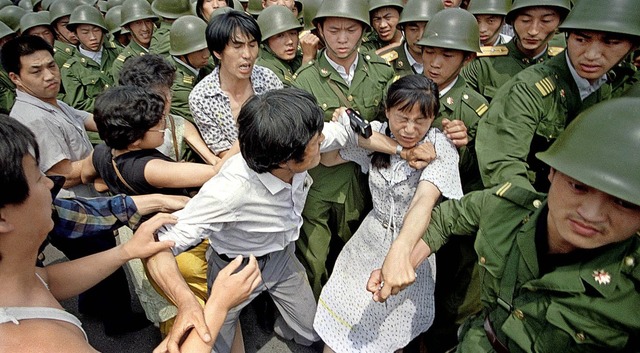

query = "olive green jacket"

[
  {"left": 170, "top": 56, "right": 198, "bottom": 123},
  {"left": 0, "top": 68, "right": 15, "bottom": 114},
  {"left": 60, "top": 41, "right": 121, "bottom": 111},
  {"left": 378, "top": 42, "right": 419, "bottom": 78},
  {"left": 150, "top": 20, "right": 171, "bottom": 57},
  {"left": 53, "top": 40, "right": 77, "bottom": 69},
  {"left": 255, "top": 46, "right": 302, "bottom": 87},
  {"left": 476, "top": 53, "right": 612, "bottom": 192},
  {"left": 461, "top": 39, "right": 556, "bottom": 102},
  {"left": 424, "top": 183, "right": 640, "bottom": 353},
  {"left": 111, "top": 39, "right": 148, "bottom": 83}
]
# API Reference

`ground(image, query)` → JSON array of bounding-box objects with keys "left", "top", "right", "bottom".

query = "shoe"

[
  {"left": 103, "top": 312, "right": 152, "bottom": 336},
  {"left": 252, "top": 292, "right": 276, "bottom": 334}
]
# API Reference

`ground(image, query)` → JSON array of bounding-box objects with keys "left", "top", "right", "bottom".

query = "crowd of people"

[{"left": 1, "top": 0, "right": 640, "bottom": 352}]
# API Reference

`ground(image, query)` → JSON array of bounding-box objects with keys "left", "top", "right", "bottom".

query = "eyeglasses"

[{"left": 147, "top": 128, "right": 166, "bottom": 134}]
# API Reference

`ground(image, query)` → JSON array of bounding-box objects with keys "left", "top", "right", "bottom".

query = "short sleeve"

[
  {"left": 338, "top": 121, "right": 386, "bottom": 173},
  {"left": 419, "top": 129, "right": 464, "bottom": 200}
]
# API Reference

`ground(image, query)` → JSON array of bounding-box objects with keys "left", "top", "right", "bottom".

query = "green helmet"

[
  {"left": 50, "top": 0, "right": 80, "bottom": 25},
  {"left": 246, "top": 0, "right": 261, "bottom": 16},
  {"left": 18, "top": 0, "right": 33, "bottom": 11},
  {"left": 78, "top": 0, "right": 98, "bottom": 5},
  {"left": 0, "top": 17, "right": 15, "bottom": 39},
  {"left": 506, "top": 0, "right": 570, "bottom": 24},
  {"left": 467, "top": 0, "right": 511, "bottom": 16},
  {"left": 105, "top": 4, "right": 123, "bottom": 34},
  {"left": 537, "top": 97, "right": 640, "bottom": 206},
  {"left": 170, "top": 15, "right": 207, "bottom": 55},
  {"left": 398, "top": 0, "right": 443, "bottom": 25},
  {"left": 0, "top": 0, "right": 12, "bottom": 11},
  {"left": 97, "top": 0, "right": 108, "bottom": 12},
  {"left": 121, "top": 0, "right": 158, "bottom": 27},
  {"left": 301, "top": 0, "right": 320, "bottom": 30},
  {"left": 257, "top": 4, "right": 302, "bottom": 41},
  {"left": 313, "top": 0, "right": 370, "bottom": 30},
  {"left": 369, "top": 0, "right": 403, "bottom": 13},
  {"left": 417, "top": 8, "right": 480, "bottom": 53},
  {"left": 20, "top": 11, "right": 51, "bottom": 33},
  {"left": 40, "top": 0, "right": 56, "bottom": 10},
  {"left": 0, "top": 6, "right": 27, "bottom": 32},
  {"left": 209, "top": 6, "right": 235, "bottom": 19},
  {"left": 559, "top": 0, "right": 640, "bottom": 38},
  {"left": 152, "top": 0, "right": 192, "bottom": 19},
  {"left": 107, "top": 0, "right": 125, "bottom": 9},
  {"left": 68, "top": 4, "right": 107, "bottom": 31},
  {"left": 232, "top": 0, "right": 242, "bottom": 10}
]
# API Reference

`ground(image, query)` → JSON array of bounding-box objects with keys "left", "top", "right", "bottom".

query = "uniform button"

[
  {"left": 347, "top": 95, "right": 353, "bottom": 102},
  {"left": 575, "top": 332, "right": 586, "bottom": 341},
  {"left": 533, "top": 200, "right": 542, "bottom": 208},
  {"left": 522, "top": 216, "right": 529, "bottom": 224},
  {"left": 104, "top": 84, "right": 109, "bottom": 88},
  {"left": 624, "top": 256, "right": 635, "bottom": 267},
  {"left": 513, "top": 309, "right": 524, "bottom": 320},
  {"left": 321, "top": 103, "right": 327, "bottom": 110},
  {"left": 463, "top": 94, "right": 469, "bottom": 100},
  {"left": 479, "top": 256, "right": 486, "bottom": 264},
  {"left": 365, "top": 55, "right": 371, "bottom": 60}
]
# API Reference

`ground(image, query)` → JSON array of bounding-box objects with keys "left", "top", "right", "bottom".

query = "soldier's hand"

[
  {"left": 442, "top": 118, "right": 468, "bottom": 147},
  {"left": 300, "top": 32, "right": 320, "bottom": 63},
  {"left": 404, "top": 142, "right": 436, "bottom": 169}
]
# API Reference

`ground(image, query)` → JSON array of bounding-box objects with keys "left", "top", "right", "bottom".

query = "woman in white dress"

[{"left": 314, "top": 74, "right": 464, "bottom": 352}]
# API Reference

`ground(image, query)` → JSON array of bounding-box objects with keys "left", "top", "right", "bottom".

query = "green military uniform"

[
  {"left": 360, "top": 30, "right": 384, "bottom": 53},
  {"left": 424, "top": 183, "right": 640, "bottom": 353},
  {"left": 61, "top": 41, "right": 121, "bottom": 111},
  {"left": 0, "top": 68, "right": 15, "bottom": 114},
  {"left": 476, "top": 53, "right": 612, "bottom": 192},
  {"left": 461, "top": 39, "right": 560, "bottom": 102},
  {"left": 169, "top": 56, "right": 198, "bottom": 123},
  {"left": 111, "top": 40, "right": 148, "bottom": 83},
  {"left": 256, "top": 47, "right": 302, "bottom": 87},
  {"left": 377, "top": 42, "right": 419, "bottom": 77},
  {"left": 53, "top": 40, "right": 77, "bottom": 69},
  {"left": 150, "top": 20, "right": 171, "bottom": 57},
  {"left": 293, "top": 49, "right": 395, "bottom": 298}
]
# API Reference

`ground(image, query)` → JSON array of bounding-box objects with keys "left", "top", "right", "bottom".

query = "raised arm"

[
  {"left": 182, "top": 120, "right": 222, "bottom": 166},
  {"left": 144, "top": 159, "right": 217, "bottom": 189}
]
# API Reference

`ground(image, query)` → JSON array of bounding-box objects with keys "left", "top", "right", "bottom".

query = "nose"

[
  {"left": 576, "top": 191, "right": 608, "bottom": 223},
  {"left": 583, "top": 41, "right": 604, "bottom": 61},
  {"left": 404, "top": 120, "right": 416, "bottom": 134},
  {"left": 527, "top": 19, "right": 541, "bottom": 36}
]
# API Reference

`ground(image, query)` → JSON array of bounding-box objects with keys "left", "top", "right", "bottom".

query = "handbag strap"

[
  {"left": 167, "top": 114, "right": 181, "bottom": 161},
  {"left": 111, "top": 156, "right": 140, "bottom": 195},
  {"left": 326, "top": 78, "right": 352, "bottom": 109}
]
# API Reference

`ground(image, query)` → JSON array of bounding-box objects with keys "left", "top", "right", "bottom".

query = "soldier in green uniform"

[
  {"left": 49, "top": 0, "right": 80, "bottom": 69},
  {"left": 110, "top": 0, "right": 158, "bottom": 82},
  {"left": 0, "top": 20, "right": 16, "bottom": 114},
  {"left": 256, "top": 5, "right": 317, "bottom": 86},
  {"left": 0, "top": 5, "right": 26, "bottom": 33},
  {"left": 168, "top": 15, "right": 210, "bottom": 123},
  {"left": 467, "top": 0, "right": 512, "bottom": 47},
  {"left": 19, "top": 11, "right": 55, "bottom": 46},
  {"left": 292, "top": 0, "right": 395, "bottom": 299},
  {"left": 61, "top": 5, "right": 121, "bottom": 112},
  {"left": 104, "top": 4, "right": 129, "bottom": 47},
  {"left": 461, "top": 0, "right": 570, "bottom": 102},
  {"left": 377, "top": 0, "right": 444, "bottom": 77},
  {"left": 150, "top": 0, "right": 192, "bottom": 57},
  {"left": 361, "top": 0, "right": 404, "bottom": 54},
  {"left": 372, "top": 97, "right": 640, "bottom": 353},
  {"left": 476, "top": 0, "right": 640, "bottom": 193}
]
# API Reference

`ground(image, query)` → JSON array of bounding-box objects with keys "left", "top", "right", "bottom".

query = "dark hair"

[
  {"left": 0, "top": 115, "right": 40, "bottom": 208},
  {"left": 94, "top": 86, "right": 165, "bottom": 150},
  {"left": 117, "top": 54, "right": 176, "bottom": 91},
  {"left": 206, "top": 10, "right": 261, "bottom": 56},
  {"left": 1, "top": 35, "right": 55, "bottom": 75},
  {"left": 238, "top": 88, "right": 324, "bottom": 173},
  {"left": 372, "top": 74, "right": 440, "bottom": 169},
  {"left": 195, "top": 0, "right": 234, "bottom": 21}
]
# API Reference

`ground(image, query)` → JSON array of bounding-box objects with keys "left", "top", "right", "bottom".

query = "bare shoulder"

[{"left": 0, "top": 320, "right": 97, "bottom": 353}]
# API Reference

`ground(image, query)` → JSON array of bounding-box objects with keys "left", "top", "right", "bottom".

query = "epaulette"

[
  {"left": 379, "top": 50, "right": 398, "bottom": 64},
  {"left": 182, "top": 75, "right": 194, "bottom": 85},
  {"left": 291, "top": 60, "right": 316, "bottom": 80},
  {"left": 104, "top": 40, "right": 118, "bottom": 49},
  {"left": 534, "top": 76, "right": 556, "bottom": 97},
  {"left": 493, "top": 182, "right": 545, "bottom": 211},
  {"left": 116, "top": 54, "right": 127, "bottom": 62},
  {"left": 363, "top": 52, "right": 391, "bottom": 67},
  {"left": 62, "top": 62, "right": 72, "bottom": 69},
  {"left": 461, "top": 90, "right": 489, "bottom": 117},
  {"left": 477, "top": 45, "right": 508, "bottom": 57},
  {"left": 547, "top": 46, "right": 565, "bottom": 57}
]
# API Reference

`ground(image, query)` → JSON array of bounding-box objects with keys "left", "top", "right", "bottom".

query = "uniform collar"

[
  {"left": 324, "top": 50, "right": 359, "bottom": 86},
  {"left": 404, "top": 42, "right": 422, "bottom": 74},
  {"left": 173, "top": 56, "right": 199, "bottom": 76},
  {"left": 565, "top": 51, "right": 608, "bottom": 101}
]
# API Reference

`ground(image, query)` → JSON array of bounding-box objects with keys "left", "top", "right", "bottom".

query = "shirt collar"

[
  {"left": 254, "top": 167, "right": 307, "bottom": 195},
  {"left": 78, "top": 46, "right": 103, "bottom": 65},
  {"left": 173, "top": 56, "right": 199, "bottom": 76},
  {"left": 15, "top": 90, "right": 59, "bottom": 112},
  {"left": 439, "top": 76, "right": 458, "bottom": 97},
  {"left": 565, "top": 52, "right": 607, "bottom": 100},
  {"left": 324, "top": 51, "right": 358, "bottom": 86},
  {"left": 404, "top": 42, "right": 423, "bottom": 74}
]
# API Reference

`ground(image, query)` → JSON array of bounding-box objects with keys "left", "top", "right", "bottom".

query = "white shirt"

[
  {"left": 78, "top": 46, "right": 103, "bottom": 65},
  {"left": 404, "top": 43, "right": 423, "bottom": 74},
  {"left": 324, "top": 51, "right": 359, "bottom": 86},
  {"left": 566, "top": 52, "right": 607, "bottom": 100},
  {"left": 158, "top": 122, "right": 351, "bottom": 257},
  {"left": 439, "top": 77, "right": 458, "bottom": 97}
]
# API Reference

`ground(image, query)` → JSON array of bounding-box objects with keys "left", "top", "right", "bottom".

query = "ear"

[
  {"left": 462, "top": 52, "right": 476, "bottom": 66},
  {"left": 548, "top": 167, "right": 556, "bottom": 184},
  {"left": 8, "top": 72, "right": 21, "bottom": 87},
  {"left": 213, "top": 50, "right": 222, "bottom": 61},
  {"left": 128, "top": 138, "right": 143, "bottom": 150},
  {"left": 0, "top": 209, "right": 16, "bottom": 234}
]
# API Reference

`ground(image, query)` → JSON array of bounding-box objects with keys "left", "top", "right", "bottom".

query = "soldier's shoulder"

[
  {"left": 492, "top": 181, "right": 546, "bottom": 211},
  {"left": 292, "top": 59, "right": 319, "bottom": 81},
  {"left": 378, "top": 47, "right": 400, "bottom": 65},
  {"left": 477, "top": 45, "right": 509, "bottom": 57},
  {"left": 460, "top": 86, "right": 489, "bottom": 117},
  {"left": 61, "top": 57, "right": 80, "bottom": 70}
]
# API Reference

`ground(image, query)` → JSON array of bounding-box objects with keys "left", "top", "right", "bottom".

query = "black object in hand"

[{"left": 346, "top": 108, "right": 372, "bottom": 139}]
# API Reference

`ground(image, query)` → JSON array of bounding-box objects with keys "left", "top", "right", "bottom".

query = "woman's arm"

[
  {"left": 182, "top": 120, "right": 222, "bottom": 165},
  {"left": 144, "top": 159, "right": 217, "bottom": 189}
]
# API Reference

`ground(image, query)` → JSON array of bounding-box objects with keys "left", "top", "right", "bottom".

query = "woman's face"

[{"left": 387, "top": 102, "right": 434, "bottom": 148}]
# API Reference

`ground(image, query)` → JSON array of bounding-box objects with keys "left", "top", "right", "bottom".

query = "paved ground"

[{"left": 44, "top": 244, "right": 322, "bottom": 353}]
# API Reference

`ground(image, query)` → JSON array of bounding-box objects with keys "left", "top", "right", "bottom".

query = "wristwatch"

[{"left": 395, "top": 144, "right": 403, "bottom": 157}]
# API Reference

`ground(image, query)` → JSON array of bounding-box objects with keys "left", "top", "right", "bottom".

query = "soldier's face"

[
  {"left": 319, "top": 18, "right": 363, "bottom": 64},
  {"left": 371, "top": 6, "right": 401, "bottom": 43},
  {"left": 421, "top": 46, "right": 472, "bottom": 89},
  {"left": 215, "top": 31, "right": 259, "bottom": 81},
  {"left": 10, "top": 50, "right": 60, "bottom": 105},
  {"left": 262, "top": 0, "right": 294, "bottom": 10},
  {"left": 546, "top": 170, "right": 640, "bottom": 253},
  {"left": 185, "top": 48, "right": 211, "bottom": 69},
  {"left": 442, "top": 0, "right": 462, "bottom": 8},
  {"left": 476, "top": 14, "right": 504, "bottom": 46},
  {"left": 54, "top": 16, "right": 79, "bottom": 45},
  {"left": 513, "top": 7, "right": 560, "bottom": 57},
  {"left": 567, "top": 31, "right": 635, "bottom": 84},
  {"left": 127, "top": 19, "right": 154, "bottom": 47},
  {"left": 403, "top": 22, "right": 427, "bottom": 59},
  {"left": 25, "top": 25, "right": 55, "bottom": 47},
  {"left": 266, "top": 29, "right": 299, "bottom": 61},
  {"left": 387, "top": 102, "right": 434, "bottom": 149},
  {"left": 75, "top": 24, "right": 103, "bottom": 52},
  {"left": 201, "top": 0, "right": 229, "bottom": 22}
]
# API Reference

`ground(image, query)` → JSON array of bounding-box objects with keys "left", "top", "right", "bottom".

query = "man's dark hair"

[
  {"left": 94, "top": 86, "right": 165, "bottom": 150},
  {"left": 206, "top": 10, "right": 261, "bottom": 56},
  {"left": 238, "top": 88, "right": 324, "bottom": 173},
  {"left": 118, "top": 54, "right": 176, "bottom": 90},
  {"left": 1, "top": 35, "right": 54, "bottom": 75},
  {"left": 195, "top": 0, "right": 234, "bottom": 21},
  {"left": 0, "top": 115, "right": 40, "bottom": 208}
]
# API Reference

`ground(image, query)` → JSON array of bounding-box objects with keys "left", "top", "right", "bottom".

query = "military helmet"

[
  {"left": 32, "top": 0, "right": 43, "bottom": 8},
  {"left": 152, "top": 0, "right": 192, "bottom": 19},
  {"left": 97, "top": 0, "right": 108, "bottom": 12},
  {"left": 67, "top": 5, "right": 108, "bottom": 31},
  {"left": 107, "top": 0, "right": 125, "bottom": 9},
  {"left": 257, "top": 4, "right": 302, "bottom": 41},
  {"left": 170, "top": 15, "right": 207, "bottom": 55},
  {"left": 78, "top": 0, "right": 98, "bottom": 5},
  {"left": 121, "top": 0, "right": 158, "bottom": 27},
  {"left": 537, "top": 97, "right": 640, "bottom": 206},
  {"left": 0, "top": 5, "right": 27, "bottom": 32},
  {"left": 0, "top": 0, "right": 12, "bottom": 10},
  {"left": 20, "top": 11, "right": 52, "bottom": 33},
  {"left": 467, "top": 0, "right": 511, "bottom": 16},
  {"left": 50, "top": 0, "right": 81, "bottom": 25},
  {"left": 506, "top": 0, "right": 570, "bottom": 24},
  {"left": 559, "top": 0, "right": 640, "bottom": 38},
  {"left": 105, "top": 4, "right": 123, "bottom": 34},
  {"left": 369, "top": 0, "right": 403, "bottom": 13},
  {"left": 232, "top": 0, "right": 242, "bottom": 10},
  {"left": 398, "top": 0, "right": 443, "bottom": 25},
  {"left": 40, "top": 0, "right": 56, "bottom": 10},
  {"left": 313, "top": 0, "right": 370, "bottom": 30},
  {"left": 246, "top": 0, "right": 261, "bottom": 16},
  {"left": 417, "top": 7, "right": 480, "bottom": 53},
  {"left": 0, "top": 17, "right": 15, "bottom": 39},
  {"left": 18, "top": 0, "right": 33, "bottom": 11},
  {"left": 301, "top": 0, "right": 320, "bottom": 30}
]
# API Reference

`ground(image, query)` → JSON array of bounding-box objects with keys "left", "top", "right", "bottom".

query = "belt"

[
  {"left": 216, "top": 252, "right": 270, "bottom": 263},
  {"left": 484, "top": 314, "right": 510, "bottom": 353}
]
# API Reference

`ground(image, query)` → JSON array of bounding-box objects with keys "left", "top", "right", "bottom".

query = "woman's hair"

[
  {"left": 206, "top": 10, "right": 261, "bottom": 57},
  {"left": 0, "top": 115, "right": 40, "bottom": 208},
  {"left": 372, "top": 74, "right": 440, "bottom": 169},
  {"left": 118, "top": 54, "right": 176, "bottom": 91},
  {"left": 93, "top": 86, "right": 165, "bottom": 150}
]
